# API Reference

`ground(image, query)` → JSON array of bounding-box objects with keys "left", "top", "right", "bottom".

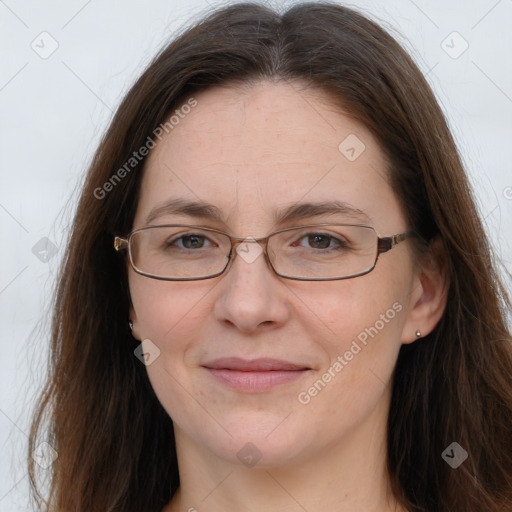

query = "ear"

[
  {"left": 129, "top": 305, "right": 142, "bottom": 341},
  {"left": 401, "top": 237, "right": 449, "bottom": 344}
]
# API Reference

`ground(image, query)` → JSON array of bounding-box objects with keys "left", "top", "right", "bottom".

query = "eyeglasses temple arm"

[{"left": 377, "top": 232, "right": 416, "bottom": 254}]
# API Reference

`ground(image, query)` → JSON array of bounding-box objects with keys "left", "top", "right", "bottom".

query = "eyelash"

[
  {"left": 293, "top": 233, "right": 347, "bottom": 251},
  {"left": 166, "top": 232, "right": 349, "bottom": 251}
]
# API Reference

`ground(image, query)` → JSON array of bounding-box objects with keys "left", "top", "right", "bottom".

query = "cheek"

[
  {"left": 300, "top": 265, "right": 406, "bottom": 352},
  {"left": 130, "top": 274, "right": 207, "bottom": 338},
  {"left": 295, "top": 270, "right": 406, "bottom": 417},
  {"left": 129, "top": 274, "right": 219, "bottom": 365},
  {"left": 129, "top": 277, "right": 211, "bottom": 417}
]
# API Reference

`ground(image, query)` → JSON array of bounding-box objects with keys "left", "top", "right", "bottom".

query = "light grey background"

[{"left": 1, "top": 0, "right": 511, "bottom": 510}]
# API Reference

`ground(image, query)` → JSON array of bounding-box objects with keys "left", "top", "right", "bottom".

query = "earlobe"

[
  {"left": 401, "top": 238, "right": 449, "bottom": 344},
  {"left": 129, "top": 307, "right": 141, "bottom": 341}
]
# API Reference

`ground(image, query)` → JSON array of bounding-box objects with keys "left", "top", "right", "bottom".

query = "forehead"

[{"left": 134, "top": 80, "right": 404, "bottom": 234}]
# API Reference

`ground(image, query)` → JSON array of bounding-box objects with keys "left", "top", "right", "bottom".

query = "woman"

[{"left": 28, "top": 2, "right": 512, "bottom": 511}]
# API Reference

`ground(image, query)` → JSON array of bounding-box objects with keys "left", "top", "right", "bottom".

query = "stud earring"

[
  {"left": 416, "top": 330, "right": 421, "bottom": 338},
  {"left": 129, "top": 320, "right": 133, "bottom": 331}
]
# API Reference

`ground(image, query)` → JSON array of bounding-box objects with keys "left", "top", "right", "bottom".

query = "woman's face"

[{"left": 129, "top": 80, "right": 422, "bottom": 467}]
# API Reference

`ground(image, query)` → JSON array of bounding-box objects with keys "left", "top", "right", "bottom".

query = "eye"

[
  {"left": 294, "top": 232, "right": 349, "bottom": 251},
  {"left": 166, "top": 233, "right": 216, "bottom": 250}
]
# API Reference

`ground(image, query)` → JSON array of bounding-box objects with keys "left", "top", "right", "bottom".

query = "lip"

[
  {"left": 202, "top": 357, "right": 311, "bottom": 392},
  {"left": 202, "top": 357, "right": 310, "bottom": 371}
]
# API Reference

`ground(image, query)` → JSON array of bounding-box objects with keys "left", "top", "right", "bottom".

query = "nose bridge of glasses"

[
  {"left": 231, "top": 235, "right": 268, "bottom": 247},
  {"left": 226, "top": 235, "right": 276, "bottom": 274}
]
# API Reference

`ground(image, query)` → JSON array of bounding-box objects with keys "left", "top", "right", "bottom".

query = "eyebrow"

[{"left": 144, "top": 197, "right": 370, "bottom": 226}]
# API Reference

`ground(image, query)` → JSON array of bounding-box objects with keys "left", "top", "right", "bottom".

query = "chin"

[{"left": 186, "top": 416, "right": 320, "bottom": 469}]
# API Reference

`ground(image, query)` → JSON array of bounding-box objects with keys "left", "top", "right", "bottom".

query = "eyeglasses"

[{"left": 114, "top": 223, "right": 415, "bottom": 281}]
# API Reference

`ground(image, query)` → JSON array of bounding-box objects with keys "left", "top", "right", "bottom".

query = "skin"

[{"left": 128, "top": 80, "right": 448, "bottom": 512}]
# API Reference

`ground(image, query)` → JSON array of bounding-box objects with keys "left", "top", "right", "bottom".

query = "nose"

[{"left": 213, "top": 239, "right": 290, "bottom": 333}]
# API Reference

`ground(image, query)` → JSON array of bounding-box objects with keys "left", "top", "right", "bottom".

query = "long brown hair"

[{"left": 28, "top": 2, "right": 512, "bottom": 511}]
